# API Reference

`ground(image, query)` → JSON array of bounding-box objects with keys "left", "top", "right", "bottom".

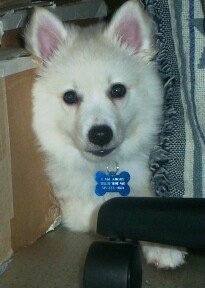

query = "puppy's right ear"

[
  {"left": 25, "top": 8, "right": 67, "bottom": 61},
  {"left": 104, "top": 1, "right": 152, "bottom": 56}
]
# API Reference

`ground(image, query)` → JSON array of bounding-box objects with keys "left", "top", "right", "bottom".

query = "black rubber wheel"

[{"left": 83, "top": 241, "right": 142, "bottom": 288}]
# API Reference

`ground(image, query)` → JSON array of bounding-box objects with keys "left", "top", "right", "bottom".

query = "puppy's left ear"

[
  {"left": 25, "top": 8, "right": 67, "bottom": 61},
  {"left": 105, "top": 0, "right": 152, "bottom": 55}
]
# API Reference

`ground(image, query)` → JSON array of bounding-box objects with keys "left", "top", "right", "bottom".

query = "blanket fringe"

[{"left": 142, "top": 0, "right": 177, "bottom": 197}]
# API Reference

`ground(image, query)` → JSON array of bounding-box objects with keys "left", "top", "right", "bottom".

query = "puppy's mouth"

[{"left": 87, "top": 147, "right": 116, "bottom": 157}]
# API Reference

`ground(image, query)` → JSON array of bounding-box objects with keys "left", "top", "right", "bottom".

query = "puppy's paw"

[
  {"left": 142, "top": 243, "right": 187, "bottom": 269},
  {"left": 60, "top": 198, "right": 98, "bottom": 232}
]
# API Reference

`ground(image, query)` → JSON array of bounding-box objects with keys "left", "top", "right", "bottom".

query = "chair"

[{"left": 83, "top": 197, "right": 205, "bottom": 288}]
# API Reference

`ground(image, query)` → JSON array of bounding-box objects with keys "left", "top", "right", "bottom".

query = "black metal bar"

[{"left": 97, "top": 197, "right": 205, "bottom": 249}]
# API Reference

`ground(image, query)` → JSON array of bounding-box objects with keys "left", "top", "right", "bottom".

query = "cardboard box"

[
  {"left": 0, "top": 0, "right": 107, "bottom": 268},
  {"left": 0, "top": 49, "right": 60, "bottom": 265}
]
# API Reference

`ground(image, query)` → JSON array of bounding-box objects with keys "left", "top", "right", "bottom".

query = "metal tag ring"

[{"left": 106, "top": 162, "right": 119, "bottom": 174}]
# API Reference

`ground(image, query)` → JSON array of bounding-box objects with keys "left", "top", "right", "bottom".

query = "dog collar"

[{"left": 95, "top": 162, "right": 130, "bottom": 197}]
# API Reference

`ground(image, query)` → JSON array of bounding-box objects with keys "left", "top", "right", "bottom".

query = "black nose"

[{"left": 88, "top": 125, "right": 113, "bottom": 147}]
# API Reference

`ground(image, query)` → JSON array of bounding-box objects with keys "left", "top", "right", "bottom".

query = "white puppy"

[{"left": 25, "top": 0, "right": 186, "bottom": 268}]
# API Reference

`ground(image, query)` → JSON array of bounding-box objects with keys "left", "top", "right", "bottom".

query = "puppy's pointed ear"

[
  {"left": 105, "top": 1, "right": 152, "bottom": 55},
  {"left": 25, "top": 8, "right": 67, "bottom": 60}
]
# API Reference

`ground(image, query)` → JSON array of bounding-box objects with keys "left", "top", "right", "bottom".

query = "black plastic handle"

[{"left": 97, "top": 197, "right": 205, "bottom": 249}]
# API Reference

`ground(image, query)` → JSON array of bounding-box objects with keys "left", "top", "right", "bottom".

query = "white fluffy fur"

[{"left": 25, "top": 0, "right": 186, "bottom": 268}]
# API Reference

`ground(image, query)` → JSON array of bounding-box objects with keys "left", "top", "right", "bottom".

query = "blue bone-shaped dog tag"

[{"left": 95, "top": 170, "right": 130, "bottom": 196}]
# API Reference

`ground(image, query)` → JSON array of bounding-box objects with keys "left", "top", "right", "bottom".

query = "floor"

[{"left": 0, "top": 226, "right": 205, "bottom": 288}]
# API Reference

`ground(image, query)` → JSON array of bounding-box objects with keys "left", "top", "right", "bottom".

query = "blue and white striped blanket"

[{"left": 143, "top": 0, "right": 205, "bottom": 198}]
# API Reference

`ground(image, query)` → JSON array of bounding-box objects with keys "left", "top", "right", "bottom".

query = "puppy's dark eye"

[
  {"left": 63, "top": 90, "right": 80, "bottom": 105},
  {"left": 110, "top": 83, "right": 126, "bottom": 99}
]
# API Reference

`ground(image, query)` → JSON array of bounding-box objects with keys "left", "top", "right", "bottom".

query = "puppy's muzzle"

[{"left": 88, "top": 125, "right": 113, "bottom": 147}]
